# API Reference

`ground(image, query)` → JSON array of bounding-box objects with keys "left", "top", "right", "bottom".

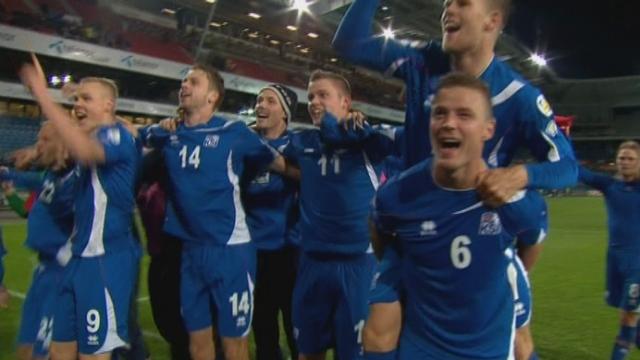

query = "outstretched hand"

[
  {"left": 158, "top": 117, "right": 180, "bottom": 132},
  {"left": 343, "top": 110, "right": 366, "bottom": 131},
  {"left": 11, "top": 146, "right": 39, "bottom": 170},
  {"left": 19, "top": 53, "right": 48, "bottom": 96}
]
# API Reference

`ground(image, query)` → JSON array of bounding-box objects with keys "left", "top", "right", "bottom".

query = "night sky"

[{"left": 507, "top": 0, "right": 640, "bottom": 79}]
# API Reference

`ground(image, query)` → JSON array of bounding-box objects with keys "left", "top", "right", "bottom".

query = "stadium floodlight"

[
  {"left": 50, "top": 75, "right": 61, "bottom": 86},
  {"left": 530, "top": 53, "right": 547, "bottom": 67},
  {"left": 292, "top": 0, "right": 309, "bottom": 12},
  {"left": 307, "top": 32, "right": 319, "bottom": 39},
  {"left": 205, "top": 0, "right": 216, "bottom": 3},
  {"left": 286, "top": 25, "right": 298, "bottom": 31},
  {"left": 248, "top": 12, "right": 261, "bottom": 19},
  {"left": 382, "top": 26, "right": 395, "bottom": 40},
  {"left": 63, "top": 75, "right": 72, "bottom": 83}
]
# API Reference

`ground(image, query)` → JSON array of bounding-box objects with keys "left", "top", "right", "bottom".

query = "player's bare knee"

[
  {"left": 49, "top": 342, "right": 77, "bottom": 360},
  {"left": 222, "top": 336, "right": 249, "bottom": 360},
  {"left": 621, "top": 311, "right": 639, "bottom": 326},
  {"left": 79, "top": 352, "right": 112, "bottom": 360},
  {"left": 363, "top": 322, "right": 398, "bottom": 351},
  {"left": 363, "top": 302, "right": 402, "bottom": 351},
  {"left": 189, "top": 330, "right": 216, "bottom": 360},
  {"left": 16, "top": 344, "right": 33, "bottom": 360}
]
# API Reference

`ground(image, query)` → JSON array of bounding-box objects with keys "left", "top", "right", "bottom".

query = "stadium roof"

[
  {"left": 123, "top": 0, "right": 640, "bottom": 81},
  {"left": 127, "top": 0, "right": 553, "bottom": 82}
]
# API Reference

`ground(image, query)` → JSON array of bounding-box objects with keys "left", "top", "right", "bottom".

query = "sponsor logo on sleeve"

[{"left": 536, "top": 95, "right": 553, "bottom": 117}]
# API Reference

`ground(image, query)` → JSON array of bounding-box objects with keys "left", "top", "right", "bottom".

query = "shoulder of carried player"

[
  {"left": 377, "top": 159, "right": 434, "bottom": 205},
  {"left": 491, "top": 61, "right": 547, "bottom": 108}
]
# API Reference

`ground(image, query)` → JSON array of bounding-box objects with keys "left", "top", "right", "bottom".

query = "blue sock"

[
  {"left": 363, "top": 350, "right": 397, "bottom": 360},
  {"left": 529, "top": 351, "right": 539, "bottom": 360},
  {"left": 612, "top": 325, "right": 636, "bottom": 360}
]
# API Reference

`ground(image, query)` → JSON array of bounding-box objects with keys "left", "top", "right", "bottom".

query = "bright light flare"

[
  {"left": 382, "top": 26, "right": 395, "bottom": 40},
  {"left": 292, "top": 0, "right": 309, "bottom": 12},
  {"left": 530, "top": 53, "right": 547, "bottom": 67}
]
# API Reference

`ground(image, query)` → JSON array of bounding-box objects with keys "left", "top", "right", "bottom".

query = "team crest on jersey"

[
  {"left": 420, "top": 220, "right": 437, "bottom": 235},
  {"left": 478, "top": 212, "right": 502, "bottom": 235},
  {"left": 536, "top": 95, "right": 553, "bottom": 117},
  {"left": 169, "top": 134, "right": 179, "bottom": 146},
  {"left": 203, "top": 134, "right": 220, "bottom": 148},
  {"left": 106, "top": 128, "right": 120, "bottom": 145}
]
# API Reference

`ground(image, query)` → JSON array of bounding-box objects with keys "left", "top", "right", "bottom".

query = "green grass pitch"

[{"left": 0, "top": 197, "right": 638, "bottom": 359}]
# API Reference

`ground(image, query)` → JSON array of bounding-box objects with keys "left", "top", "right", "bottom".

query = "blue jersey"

[
  {"left": 25, "top": 169, "right": 75, "bottom": 258},
  {"left": 516, "top": 200, "right": 549, "bottom": 247},
  {"left": 241, "top": 131, "right": 300, "bottom": 250},
  {"left": 579, "top": 167, "right": 640, "bottom": 250},
  {"left": 333, "top": 0, "right": 577, "bottom": 189},
  {"left": 282, "top": 115, "right": 388, "bottom": 255},
  {"left": 0, "top": 170, "right": 43, "bottom": 191},
  {"left": 373, "top": 159, "right": 546, "bottom": 359},
  {"left": 71, "top": 122, "right": 139, "bottom": 257},
  {"left": 140, "top": 116, "right": 276, "bottom": 247}
]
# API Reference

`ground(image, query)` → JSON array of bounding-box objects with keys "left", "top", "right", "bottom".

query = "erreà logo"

[
  {"left": 420, "top": 220, "right": 437, "bottom": 235},
  {"left": 48, "top": 40, "right": 65, "bottom": 54}
]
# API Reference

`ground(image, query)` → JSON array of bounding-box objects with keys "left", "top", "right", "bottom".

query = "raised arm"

[
  {"left": 19, "top": 55, "right": 106, "bottom": 165},
  {"left": 332, "top": 0, "right": 423, "bottom": 76},
  {"left": 319, "top": 112, "right": 398, "bottom": 156}
]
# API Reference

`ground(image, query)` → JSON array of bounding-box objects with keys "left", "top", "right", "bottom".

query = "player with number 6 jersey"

[{"left": 371, "top": 73, "right": 546, "bottom": 359}]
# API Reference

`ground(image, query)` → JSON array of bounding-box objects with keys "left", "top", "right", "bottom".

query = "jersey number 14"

[{"left": 179, "top": 145, "right": 201, "bottom": 169}]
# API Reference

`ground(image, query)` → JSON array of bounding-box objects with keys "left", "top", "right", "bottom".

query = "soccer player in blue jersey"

[
  {"left": 20, "top": 56, "right": 140, "bottom": 360},
  {"left": 333, "top": 1, "right": 577, "bottom": 358},
  {"left": 372, "top": 73, "right": 547, "bottom": 360},
  {"left": 280, "top": 69, "right": 392, "bottom": 360},
  {"left": 140, "top": 65, "right": 295, "bottom": 360},
  {"left": 3, "top": 122, "right": 75, "bottom": 360},
  {"left": 579, "top": 141, "right": 640, "bottom": 360},
  {"left": 243, "top": 84, "right": 300, "bottom": 360}
]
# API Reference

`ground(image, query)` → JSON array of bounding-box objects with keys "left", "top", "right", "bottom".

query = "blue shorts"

[
  {"left": 397, "top": 329, "right": 514, "bottom": 360},
  {"left": 18, "top": 259, "right": 65, "bottom": 356},
  {"left": 180, "top": 243, "right": 256, "bottom": 337},
  {"left": 292, "top": 252, "right": 376, "bottom": 359},
  {"left": 52, "top": 249, "right": 137, "bottom": 355},
  {"left": 369, "top": 246, "right": 402, "bottom": 304},
  {"left": 606, "top": 249, "right": 640, "bottom": 312},
  {"left": 514, "top": 256, "right": 532, "bottom": 329}
]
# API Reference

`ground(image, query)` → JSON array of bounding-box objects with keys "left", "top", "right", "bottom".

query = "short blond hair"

[
  {"left": 79, "top": 77, "right": 119, "bottom": 100},
  {"left": 618, "top": 140, "right": 640, "bottom": 156},
  {"left": 309, "top": 69, "right": 352, "bottom": 97}
]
